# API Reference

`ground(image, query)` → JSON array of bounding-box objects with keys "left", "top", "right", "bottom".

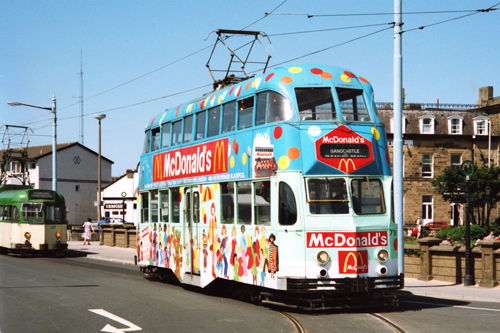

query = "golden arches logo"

[
  {"left": 153, "top": 154, "right": 163, "bottom": 181},
  {"left": 213, "top": 140, "right": 226, "bottom": 172},
  {"left": 343, "top": 251, "right": 365, "bottom": 272},
  {"left": 338, "top": 158, "right": 356, "bottom": 173}
]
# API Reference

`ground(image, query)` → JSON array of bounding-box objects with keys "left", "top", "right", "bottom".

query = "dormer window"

[
  {"left": 419, "top": 116, "right": 435, "bottom": 134},
  {"left": 448, "top": 116, "right": 463, "bottom": 135},
  {"left": 474, "top": 116, "right": 489, "bottom": 136},
  {"left": 390, "top": 116, "right": 406, "bottom": 134}
]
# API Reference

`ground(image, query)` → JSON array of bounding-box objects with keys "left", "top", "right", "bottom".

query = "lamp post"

[
  {"left": 94, "top": 114, "right": 106, "bottom": 221},
  {"left": 8, "top": 95, "right": 57, "bottom": 191}
]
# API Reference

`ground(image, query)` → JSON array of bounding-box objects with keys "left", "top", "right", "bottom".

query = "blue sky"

[{"left": 1, "top": 1, "right": 499, "bottom": 176}]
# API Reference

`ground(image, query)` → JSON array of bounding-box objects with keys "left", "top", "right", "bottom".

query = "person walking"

[{"left": 82, "top": 218, "right": 95, "bottom": 245}]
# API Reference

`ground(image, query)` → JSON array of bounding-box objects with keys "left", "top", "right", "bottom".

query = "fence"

[
  {"left": 69, "top": 224, "right": 137, "bottom": 248},
  {"left": 404, "top": 237, "right": 500, "bottom": 288}
]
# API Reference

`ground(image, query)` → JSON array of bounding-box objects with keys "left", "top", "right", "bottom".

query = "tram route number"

[{"left": 320, "top": 144, "right": 370, "bottom": 159}]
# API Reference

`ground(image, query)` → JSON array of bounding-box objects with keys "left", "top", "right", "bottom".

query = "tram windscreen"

[
  {"left": 21, "top": 203, "right": 43, "bottom": 223},
  {"left": 44, "top": 204, "right": 61, "bottom": 224},
  {"left": 351, "top": 178, "right": 385, "bottom": 214},
  {"left": 306, "top": 178, "right": 349, "bottom": 214},
  {"left": 296, "top": 88, "right": 336, "bottom": 121},
  {"left": 336, "top": 88, "right": 370, "bottom": 122}
]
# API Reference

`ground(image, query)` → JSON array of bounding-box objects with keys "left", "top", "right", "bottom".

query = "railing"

[{"left": 376, "top": 102, "right": 478, "bottom": 110}]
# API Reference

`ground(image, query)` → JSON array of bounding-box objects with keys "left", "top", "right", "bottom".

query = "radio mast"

[{"left": 79, "top": 48, "right": 84, "bottom": 144}]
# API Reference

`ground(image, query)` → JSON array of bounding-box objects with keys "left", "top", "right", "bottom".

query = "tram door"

[{"left": 183, "top": 186, "right": 200, "bottom": 275}]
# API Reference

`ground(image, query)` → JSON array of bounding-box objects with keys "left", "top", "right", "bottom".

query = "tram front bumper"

[{"left": 286, "top": 273, "right": 404, "bottom": 294}]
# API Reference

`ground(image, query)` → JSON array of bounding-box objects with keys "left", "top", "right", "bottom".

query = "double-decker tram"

[{"left": 137, "top": 64, "right": 403, "bottom": 307}]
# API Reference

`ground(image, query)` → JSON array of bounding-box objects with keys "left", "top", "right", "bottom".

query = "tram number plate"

[{"left": 320, "top": 144, "right": 370, "bottom": 159}]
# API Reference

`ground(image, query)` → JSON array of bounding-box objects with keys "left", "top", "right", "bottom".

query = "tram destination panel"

[{"left": 320, "top": 144, "right": 370, "bottom": 159}]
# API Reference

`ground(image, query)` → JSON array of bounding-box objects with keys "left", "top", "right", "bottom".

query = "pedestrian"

[
  {"left": 97, "top": 218, "right": 107, "bottom": 242},
  {"left": 416, "top": 217, "right": 422, "bottom": 239},
  {"left": 82, "top": 218, "right": 95, "bottom": 245}
]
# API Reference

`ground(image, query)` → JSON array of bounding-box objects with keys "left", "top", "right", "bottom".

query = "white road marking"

[{"left": 89, "top": 309, "right": 142, "bottom": 332}]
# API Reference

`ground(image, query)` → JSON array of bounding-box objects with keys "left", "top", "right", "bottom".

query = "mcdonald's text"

[
  {"left": 152, "top": 138, "right": 228, "bottom": 182},
  {"left": 306, "top": 231, "right": 388, "bottom": 248}
]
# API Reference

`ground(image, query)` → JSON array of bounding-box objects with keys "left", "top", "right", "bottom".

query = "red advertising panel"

[
  {"left": 153, "top": 138, "right": 229, "bottom": 182},
  {"left": 338, "top": 250, "right": 369, "bottom": 274},
  {"left": 315, "top": 125, "right": 373, "bottom": 173},
  {"left": 306, "top": 231, "right": 388, "bottom": 248}
]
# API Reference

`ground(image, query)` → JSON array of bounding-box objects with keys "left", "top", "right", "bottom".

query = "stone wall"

[
  {"left": 404, "top": 237, "right": 500, "bottom": 287},
  {"left": 101, "top": 224, "right": 136, "bottom": 248}
]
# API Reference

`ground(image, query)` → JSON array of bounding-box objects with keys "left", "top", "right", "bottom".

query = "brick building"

[{"left": 379, "top": 87, "right": 500, "bottom": 228}]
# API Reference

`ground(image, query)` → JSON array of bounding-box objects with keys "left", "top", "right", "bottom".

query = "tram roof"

[{"left": 145, "top": 64, "right": 374, "bottom": 130}]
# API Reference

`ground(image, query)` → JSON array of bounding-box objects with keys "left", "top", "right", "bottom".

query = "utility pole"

[{"left": 79, "top": 48, "right": 84, "bottom": 145}]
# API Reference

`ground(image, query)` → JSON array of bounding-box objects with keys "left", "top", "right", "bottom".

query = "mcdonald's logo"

[
  {"left": 153, "top": 154, "right": 163, "bottom": 182},
  {"left": 338, "top": 158, "right": 356, "bottom": 173},
  {"left": 213, "top": 140, "right": 226, "bottom": 173},
  {"left": 338, "top": 250, "right": 368, "bottom": 274}
]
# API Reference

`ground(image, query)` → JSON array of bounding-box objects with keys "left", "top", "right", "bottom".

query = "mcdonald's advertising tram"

[{"left": 136, "top": 63, "right": 403, "bottom": 306}]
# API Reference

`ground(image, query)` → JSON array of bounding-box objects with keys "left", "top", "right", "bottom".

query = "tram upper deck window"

[
  {"left": 336, "top": 88, "right": 370, "bottom": 122},
  {"left": 238, "top": 97, "right": 254, "bottom": 129},
  {"left": 45, "top": 204, "right": 61, "bottom": 224},
  {"left": 296, "top": 88, "right": 336, "bottom": 121},
  {"left": 161, "top": 123, "right": 171, "bottom": 148},
  {"left": 151, "top": 128, "right": 160, "bottom": 151},
  {"left": 184, "top": 115, "right": 193, "bottom": 143},
  {"left": 143, "top": 130, "right": 151, "bottom": 154},
  {"left": 351, "top": 178, "right": 385, "bottom": 214},
  {"left": 222, "top": 102, "right": 236, "bottom": 134},
  {"left": 172, "top": 120, "right": 182, "bottom": 146},
  {"left": 21, "top": 203, "right": 43, "bottom": 223},
  {"left": 256, "top": 91, "right": 293, "bottom": 125},
  {"left": 195, "top": 111, "right": 207, "bottom": 140},
  {"left": 207, "top": 106, "right": 221, "bottom": 137},
  {"left": 307, "top": 178, "right": 349, "bottom": 214}
]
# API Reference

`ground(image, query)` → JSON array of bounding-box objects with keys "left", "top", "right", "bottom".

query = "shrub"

[
  {"left": 490, "top": 218, "right": 500, "bottom": 235},
  {"left": 436, "top": 224, "right": 487, "bottom": 241}
]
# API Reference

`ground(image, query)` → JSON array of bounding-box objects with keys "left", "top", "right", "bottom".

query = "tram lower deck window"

[
  {"left": 306, "top": 178, "right": 349, "bottom": 214},
  {"left": 351, "top": 179, "right": 385, "bottom": 214}
]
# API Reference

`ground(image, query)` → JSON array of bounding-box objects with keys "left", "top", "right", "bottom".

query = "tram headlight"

[
  {"left": 56, "top": 231, "right": 61, "bottom": 239},
  {"left": 24, "top": 232, "right": 31, "bottom": 240},
  {"left": 376, "top": 249, "right": 389, "bottom": 263},
  {"left": 316, "top": 251, "right": 330, "bottom": 265}
]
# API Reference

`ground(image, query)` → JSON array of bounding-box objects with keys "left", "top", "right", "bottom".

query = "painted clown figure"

[{"left": 209, "top": 203, "right": 218, "bottom": 278}]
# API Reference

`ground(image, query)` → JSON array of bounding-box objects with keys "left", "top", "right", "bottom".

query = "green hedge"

[{"left": 435, "top": 224, "right": 487, "bottom": 242}]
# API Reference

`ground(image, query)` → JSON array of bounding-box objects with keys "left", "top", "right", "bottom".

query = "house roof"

[{"left": 0, "top": 142, "right": 114, "bottom": 164}]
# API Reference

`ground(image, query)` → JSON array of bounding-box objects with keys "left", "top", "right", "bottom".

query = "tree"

[{"left": 430, "top": 165, "right": 500, "bottom": 227}]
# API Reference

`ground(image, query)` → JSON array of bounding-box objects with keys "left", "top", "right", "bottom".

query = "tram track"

[
  {"left": 370, "top": 313, "right": 406, "bottom": 333},
  {"left": 277, "top": 311, "right": 306, "bottom": 333}
]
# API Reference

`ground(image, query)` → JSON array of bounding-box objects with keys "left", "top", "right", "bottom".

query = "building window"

[
  {"left": 419, "top": 116, "right": 435, "bottom": 134},
  {"left": 451, "top": 153, "right": 462, "bottom": 172},
  {"left": 474, "top": 117, "right": 489, "bottom": 136},
  {"left": 422, "top": 153, "right": 433, "bottom": 178},
  {"left": 422, "top": 195, "right": 433, "bottom": 224},
  {"left": 75, "top": 185, "right": 79, "bottom": 192},
  {"left": 390, "top": 116, "right": 406, "bottom": 134},
  {"left": 448, "top": 116, "right": 463, "bottom": 135}
]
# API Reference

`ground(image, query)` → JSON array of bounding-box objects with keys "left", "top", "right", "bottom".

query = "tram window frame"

[
  {"left": 0, "top": 205, "right": 11, "bottom": 221},
  {"left": 171, "top": 120, "right": 183, "bottom": 146},
  {"left": 195, "top": 111, "right": 207, "bottom": 140},
  {"left": 222, "top": 101, "right": 236, "bottom": 134},
  {"left": 238, "top": 97, "right": 254, "bottom": 130},
  {"left": 296, "top": 88, "right": 336, "bottom": 121},
  {"left": 21, "top": 202, "right": 43, "bottom": 223},
  {"left": 143, "top": 130, "right": 151, "bottom": 154},
  {"left": 151, "top": 127, "right": 160, "bottom": 151},
  {"left": 12, "top": 206, "right": 20, "bottom": 223},
  {"left": 279, "top": 182, "right": 297, "bottom": 226},
  {"left": 237, "top": 181, "right": 252, "bottom": 224},
  {"left": 160, "top": 190, "right": 169, "bottom": 222},
  {"left": 141, "top": 192, "right": 149, "bottom": 223},
  {"left": 151, "top": 190, "right": 159, "bottom": 223},
  {"left": 171, "top": 187, "right": 180, "bottom": 223},
  {"left": 256, "top": 91, "right": 294, "bottom": 125},
  {"left": 351, "top": 178, "right": 386, "bottom": 215},
  {"left": 255, "top": 181, "right": 271, "bottom": 225},
  {"left": 193, "top": 191, "right": 200, "bottom": 224},
  {"left": 207, "top": 106, "right": 221, "bottom": 138},
  {"left": 306, "top": 178, "right": 349, "bottom": 214},
  {"left": 183, "top": 115, "right": 194, "bottom": 143},
  {"left": 221, "top": 182, "right": 235, "bottom": 224},
  {"left": 45, "top": 204, "right": 61, "bottom": 224},
  {"left": 336, "top": 88, "right": 370, "bottom": 122},
  {"left": 161, "top": 122, "right": 171, "bottom": 148}
]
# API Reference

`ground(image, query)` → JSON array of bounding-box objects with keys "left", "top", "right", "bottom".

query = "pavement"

[{"left": 66, "top": 241, "right": 500, "bottom": 303}]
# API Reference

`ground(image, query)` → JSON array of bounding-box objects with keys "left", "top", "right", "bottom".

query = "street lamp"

[
  {"left": 94, "top": 114, "right": 106, "bottom": 221},
  {"left": 7, "top": 95, "right": 57, "bottom": 191}
]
